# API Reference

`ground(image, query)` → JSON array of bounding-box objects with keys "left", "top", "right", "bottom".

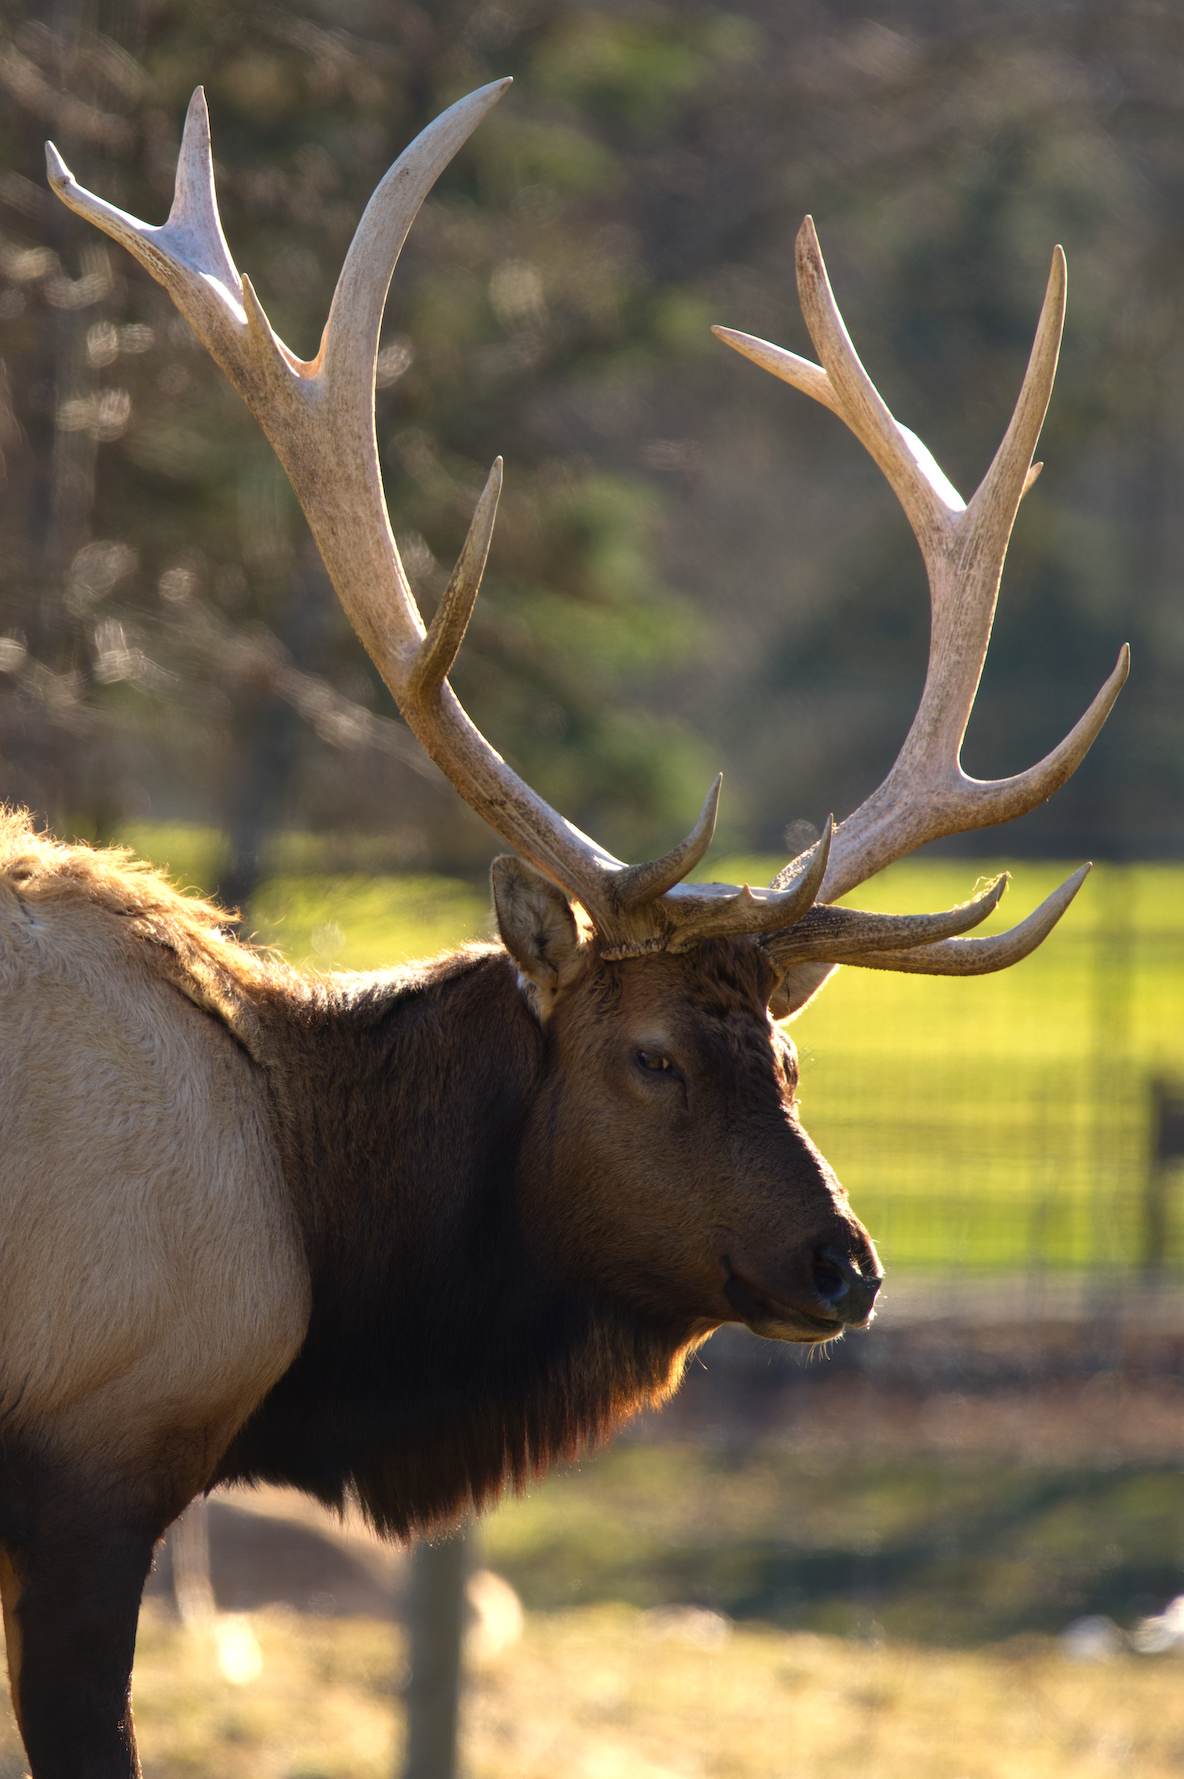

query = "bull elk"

[{"left": 0, "top": 79, "right": 1125, "bottom": 1777}]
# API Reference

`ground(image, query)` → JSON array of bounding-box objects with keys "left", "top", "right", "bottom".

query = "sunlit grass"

[
  {"left": 132, "top": 1604, "right": 394, "bottom": 1779},
  {"left": 120, "top": 822, "right": 229, "bottom": 896},
  {"left": 246, "top": 875, "right": 494, "bottom": 971},
  {"left": 4, "top": 1599, "right": 1183, "bottom": 1779},
  {"left": 462, "top": 1606, "right": 1184, "bottom": 1779},
  {"left": 713, "top": 856, "right": 1184, "bottom": 1273}
]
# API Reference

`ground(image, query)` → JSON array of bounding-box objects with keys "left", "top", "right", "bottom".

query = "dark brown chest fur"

[{"left": 214, "top": 946, "right": 693, "bottom": 1535}]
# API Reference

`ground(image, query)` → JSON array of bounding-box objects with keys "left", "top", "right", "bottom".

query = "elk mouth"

[{"left": 722, "top": 1266, "right": 852, "bottom": 1344}]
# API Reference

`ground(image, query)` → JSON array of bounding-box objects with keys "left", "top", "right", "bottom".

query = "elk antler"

[
  {"left": 716, "top": 219, "right": 1128, "bottom": 981},
  {"left": 48, "top": 91, "right": 1125, "bottom": 975},
  {"left": 47, "top": 83, "right": 834, "bottom": 958}
]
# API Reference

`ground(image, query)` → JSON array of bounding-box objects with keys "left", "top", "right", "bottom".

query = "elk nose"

[{"left": 812, "top": 1246, "right": 881, "bottom": 1324}]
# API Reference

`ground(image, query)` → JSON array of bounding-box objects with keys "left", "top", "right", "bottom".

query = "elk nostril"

[
  {"left": 812, "top": 1252, "right": 848, "bottom": 1303},
  {"left": 812, "top": 1245, "right": 881, "bottom": 1322}
]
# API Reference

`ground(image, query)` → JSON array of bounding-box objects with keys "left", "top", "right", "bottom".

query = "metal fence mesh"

[{"left": 792, "top": 863, "right": 1184, "bottom": 1277}]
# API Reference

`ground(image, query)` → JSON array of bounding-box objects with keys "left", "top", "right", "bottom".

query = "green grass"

[
  {"left": 116, "top": 827, "right": 1184, "bottom": 1273},
  {"left": 246, "top": 874, "right": 494, "bottom": 971},
  {"left": 482, "top": 1438, "right": 1184, "bottom": 1647},
  {"left": 120, "top": 822, "right": 230, "bottom": 895},
  {"left": 771, "top": 858, "right": 1184, "bottom": 1274}
]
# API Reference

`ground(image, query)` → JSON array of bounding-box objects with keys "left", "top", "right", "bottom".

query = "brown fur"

[{"left": 0, "top": 808, "right": 878, "bottom": 1776}]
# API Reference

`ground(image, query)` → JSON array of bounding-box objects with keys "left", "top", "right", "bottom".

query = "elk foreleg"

[
  {"left": 1, "top": 1515, "right": 157, "bottom": 1779},
  {"left": 0, "top": 1547, "right": 25, "bottom": 1745}
]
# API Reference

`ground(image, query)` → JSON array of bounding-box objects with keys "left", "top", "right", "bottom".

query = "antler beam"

[
  {"left": 48, "top": 83, "right": 835, "bottom": 957},
  {"left": 716, "top": 221, "right": 1128, "bottom": 919}
]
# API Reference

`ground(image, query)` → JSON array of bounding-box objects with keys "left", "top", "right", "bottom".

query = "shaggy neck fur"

[
  {"left": 215, "top": 946, "right": 696, "bottom": 1535},
  {"left": 0, "top": 814, "right": 698, "bottom": 1536}
]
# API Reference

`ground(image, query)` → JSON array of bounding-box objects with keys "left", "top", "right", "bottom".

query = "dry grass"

[
  {"left": 2, "top": 1600, "right": 1181, "bottom": 1778},
  {"left": 465, "top": 1606, "right": 1184, "bottom": 1779}
]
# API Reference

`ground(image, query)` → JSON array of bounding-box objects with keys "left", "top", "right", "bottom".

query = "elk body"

[{"left": 0, "top": 81, "right": 1126, "bottom": 1778}]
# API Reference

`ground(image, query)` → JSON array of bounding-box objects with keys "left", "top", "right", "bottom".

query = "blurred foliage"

[
  {"left": 0, "top": 1, "right": 1181, "bottom": 893},
  {"left": 0, "top": 0, "right": 717, "bottom": 894}
]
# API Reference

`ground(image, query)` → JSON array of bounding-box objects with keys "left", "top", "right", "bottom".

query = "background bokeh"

[{"left": 2, "top": 0, "right": 1180, "bottom": 896}]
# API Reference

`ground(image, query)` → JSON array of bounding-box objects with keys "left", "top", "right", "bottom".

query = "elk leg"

[
  {"left": 0, "top": 1546, "right": 26, "bottom": 1744},
  {"left": 5, "top": 1520, "right": 156, "bottom": 1779}
]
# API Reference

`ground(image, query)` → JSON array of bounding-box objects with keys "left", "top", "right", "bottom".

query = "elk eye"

[{"left": 636, "top": 1049, "right": 673, "bottom": 1073}]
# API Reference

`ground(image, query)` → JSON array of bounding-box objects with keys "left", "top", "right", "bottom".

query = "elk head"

[{"left": 47, "top": 82, "right": 1127, "bottom": 1344}]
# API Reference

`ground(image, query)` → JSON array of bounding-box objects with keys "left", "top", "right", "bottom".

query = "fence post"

[
  {"left": 1145, "top": 1079, "right": 1184, "bottom": 1271},
  {"left": 171, "top": 1497, "right": 215, "bottom": 1626},
  {"left": 401, "top": 1528, "right": 469, "bottom": 1779}
]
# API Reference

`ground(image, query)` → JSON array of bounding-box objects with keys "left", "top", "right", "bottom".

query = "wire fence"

[
  {"left": 794, "top": 862, "right": 1184, "bottom": 1279},
  {"left": 241, "top": 848, "right": 1184, "bottom": 1282}
]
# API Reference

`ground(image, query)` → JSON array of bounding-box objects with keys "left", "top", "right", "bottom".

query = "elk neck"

[{"left": 216, "top": 943, "right": 702, "bottom": 1535}]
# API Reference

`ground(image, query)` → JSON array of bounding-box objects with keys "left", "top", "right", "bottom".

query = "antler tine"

[
  {"left": 715, "top": 224, "right": 1128, "bottom": 910},
  {"left": 763, "top": 872, "right": 1006, "bottom": 968},
  {"left": 600, "top": 815, "right": 834, "bottom": 959},
  {"left": 48, "top": 90, "right": 248, "bottom": 378},
  {"left": 409, "top": 459, "right": 503, "bottom": 702},
  {"left": 822, "top": 864, "right": 1092, "bottom": 976},
  {"left": 613, "top": 775, "right": 722, "bottom": 910},
  {"left": 160, "top": 89, "right": 241, "bottom": 297},
  {"left": 966, "top": 248, "right": 1064, "bottom": 569},
  {"left": 793, "top": 217, "right": 958, "bottom": 547}
]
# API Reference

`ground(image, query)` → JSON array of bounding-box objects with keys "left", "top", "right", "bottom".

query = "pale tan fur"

[{"left": 0, "top": 811, "right": 310, "bottom": 1490}]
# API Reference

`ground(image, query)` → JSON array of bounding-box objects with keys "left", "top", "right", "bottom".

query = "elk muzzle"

[{"left": 722, "top": 1216, "right": 882, "bottom": 1344}]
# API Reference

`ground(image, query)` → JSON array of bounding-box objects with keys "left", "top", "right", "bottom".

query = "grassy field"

[
  {"left": 2, "top": 1597, "right": 1183, "bottom": 1779},
  {"left": 124, "top": 828, "right": 1184, "bottom": 1274},
  {"left": 748, "top": 856, "right": 1184, "bottom": 1274}
]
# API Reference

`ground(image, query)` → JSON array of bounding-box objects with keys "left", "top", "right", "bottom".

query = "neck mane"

[{"left": 215, "top": 943, "right": 696, "bottom": 1534}]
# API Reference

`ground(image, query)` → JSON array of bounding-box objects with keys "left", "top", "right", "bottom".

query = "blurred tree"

[
  {"left": 625, "top": 0, "right": 1183, "bottom": 861},
  {"left": 0, "top": 0, "right": 1180, "bottom": 883},
  {"left": 0, "top": 0, "right": 714, "bottom": 894}
]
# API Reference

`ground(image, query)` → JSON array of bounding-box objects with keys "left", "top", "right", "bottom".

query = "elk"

[{"left": 0, "top": 79, "right": 1125, "bottom": 1778}]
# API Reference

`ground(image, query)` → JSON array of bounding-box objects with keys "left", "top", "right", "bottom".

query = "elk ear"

[
  {"left": 768, "top": 962, "right": 837, "bottom": 1022},
  {"left": 491, "top": 855, "right": 589, "bottom": 1022}
]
